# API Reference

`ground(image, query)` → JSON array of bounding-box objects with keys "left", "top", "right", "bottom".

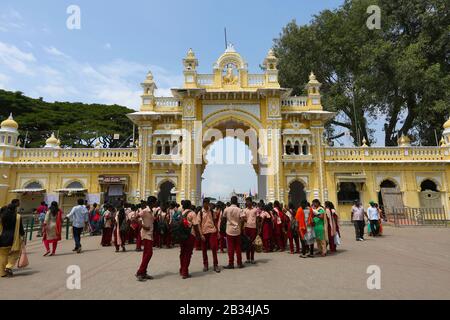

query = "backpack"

[
  {"left": 158, "top": 213, "right": 169, "bottom": 235},
  {"left": 220, "top": 214, "right": 227, "bottom": 233},
  {"left": 120, "top": 220, "right": 130, "bottom": 233},
  {"left": 170, "top": 210, "right": 192, "bottom": 243}
]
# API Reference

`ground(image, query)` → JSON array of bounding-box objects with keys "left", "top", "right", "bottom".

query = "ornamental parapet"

[
  {"left": 325, "top": 146, "right": 449, "bottom": 163},
  {"left": 9, "top": 148, "right": 139, "bottom": 164}
]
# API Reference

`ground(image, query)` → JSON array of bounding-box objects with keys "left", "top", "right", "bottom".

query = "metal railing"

[
  {"left": 387, "top": 207, "right": 449, "bottom": 227},
  {"left": 22, "top": 215, "right": 91, "bottom": 241}
]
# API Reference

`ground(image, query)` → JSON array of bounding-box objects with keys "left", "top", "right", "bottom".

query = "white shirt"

[{"left": 367, "top": 206, "right": 379, "bottom": 220}]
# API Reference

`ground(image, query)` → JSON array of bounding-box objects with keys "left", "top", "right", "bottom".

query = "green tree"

[
  {"left": 274, "top": 0, "right": 449, "bottom": 146},
  {"left": 0, "top": 90, "right": 135, "bottom": 148}
]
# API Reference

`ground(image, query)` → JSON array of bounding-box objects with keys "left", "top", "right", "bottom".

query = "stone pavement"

[{"left": 1, "top": 226, "right": 450, "bottom": 300}]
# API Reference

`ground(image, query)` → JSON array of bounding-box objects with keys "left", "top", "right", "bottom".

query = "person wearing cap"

[{"left": 367, "top": 201, "right": 380, "bottom": 237}]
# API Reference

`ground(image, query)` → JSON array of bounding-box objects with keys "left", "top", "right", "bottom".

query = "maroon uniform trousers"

[
  {"left": 328, "top": 224, "right": 336, "bottom": 252},
  {"left": 179, "top": 234, "right": 195, "bottom": 277},
  {"left": 101, "top": 227, "right": 113, "bottom": 246},
  {"left": 226, "top": 234, "right": 242, "bottom": 266},
  {"left": 273, "top": 223, "right": 285, "bottom": 251},
  {"left": 201, "top": 232, "right": 219, "bottom": 268},
  {"left": 244, "top": 227, "right": 257, "bottom": 261},
  {"left": 133, "top": 224, "right": 142, "bottom": 250},
  {"left": 136, "top": 239, "right": 153, "bottom": 276},
  {"left": 262, "top": 220, "right": 272, "bottom": 252},
  {"left": 219, "top": 231, "right": 227, "bottom": 252}
]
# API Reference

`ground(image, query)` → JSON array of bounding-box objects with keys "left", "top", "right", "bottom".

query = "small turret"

[
  {"left": 141, "top": 71, "right": 157, "bottom": 111},
  {"left": 397, "top": 134, "right": 411, "bottom": 147},
  {"left": 44, "top": 132, "right": 61, "bottom": 149},
  {"left": 0, "top": 113, "right": 19, "bottom": 147},
  {"left": 183, "top": 48, "right": 199, "bottom": 88},
  {"left": 306, "top": 72, "right": 321, "bottom": 107},
  {"left": 442, "top": 116, "right": 450, "bottom": 146}
]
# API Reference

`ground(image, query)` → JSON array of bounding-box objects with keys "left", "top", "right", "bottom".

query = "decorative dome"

[
  {"left": 443, "top": 117, "right": 450, "bottom": 129},
  {"left": 361, "top": 137, "right": 368, "bottom": 147},
  {"left": 186, "top": 48, "right": 195, "bottom": 59},
  {"left": 398, "top": 134, "right": 411, "bottom": 147},
  {"left": 1, "top": 113, "right": 19, "bottom": 131},
  {"left": 142, "top": 71, "right": 154, "bottom": 84},
  {"left": 308, "top": 71, "right": 319, "bottom": 84},
  {"left": 44, "top": 132, "right": 60, "bottom": 149}
]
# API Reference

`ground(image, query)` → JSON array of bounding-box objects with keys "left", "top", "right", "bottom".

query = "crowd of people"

[{"left": 0, "top": 196, "right": 384, "bottom": 279}]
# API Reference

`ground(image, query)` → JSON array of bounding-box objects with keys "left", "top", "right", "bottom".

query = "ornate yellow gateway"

[{"left": 1, "top": 45, "right": 449, "bottom": 221}]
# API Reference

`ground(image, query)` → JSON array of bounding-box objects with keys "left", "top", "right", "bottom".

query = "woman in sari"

[
  {"left": 43, "top": 201, "right": 62, "bottom": 256},
  {"left": 311, "top": 199, "right": 328, "bottom": 257},
  {"left": 260, "top": 204, "right": 273, "bottom": 253},
  {"left": 296, "top": 201, "right": 315, "bottom": 258},
  {"left": 0, "top": 200, "right": 24, "bottom": 278},
  {"left": 114, "top": 207, "right": 127, "bottom": 252},
  {"left": 101, "top": 205, "right": 114, "bottom": 246},
  {"left": 285, "top": 203, "right": 300, "bottom": 254},
  {"left": 324, "top": 201, "right": 339, "bottom": 253},
  {"left": 272, "top": 201, "right": 285, "bottom": 252}
]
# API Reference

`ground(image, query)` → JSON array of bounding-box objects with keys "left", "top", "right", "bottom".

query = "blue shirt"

[{"left": 67, "top": 205, "right": 89, "bottom": 228}]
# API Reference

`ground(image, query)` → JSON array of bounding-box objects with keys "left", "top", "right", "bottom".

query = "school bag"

[
  {"left": 291, "top": 218, "right": 299, "bottom": 237},
  {"left": 219, "top": 214, "right": 227, "bottom": 233},
  {"left": 158, "top": 214, "right": 169, "bottom": 235},
  {"left": 170, "top": 210, "right": 192, "bottom": 243}
]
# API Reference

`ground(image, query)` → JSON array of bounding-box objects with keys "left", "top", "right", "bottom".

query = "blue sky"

[{"left": 0, "top": 0, "right": 351, "bottom": 198}]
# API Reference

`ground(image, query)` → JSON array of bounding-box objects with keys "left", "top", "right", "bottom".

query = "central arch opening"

[{"left": 201, "top": 136, "right": 257, "bottom": 202}]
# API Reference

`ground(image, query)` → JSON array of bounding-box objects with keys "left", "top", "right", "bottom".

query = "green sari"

[{"left": 313, "top": 208, "right": 325, "bottom": 240}]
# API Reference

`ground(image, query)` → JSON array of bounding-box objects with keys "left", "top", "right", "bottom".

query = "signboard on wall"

[{"left": 87, "top": 193, "right": 101, "bottom": 205}]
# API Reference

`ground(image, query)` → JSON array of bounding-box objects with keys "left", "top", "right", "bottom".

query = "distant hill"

[{"left": 0, "top": 90, "right": 135, "bottom": 148}]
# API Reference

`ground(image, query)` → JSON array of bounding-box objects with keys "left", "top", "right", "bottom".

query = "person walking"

[
  {"left": 42, "top": 201, "right": 62, "bottom": 256},
  {"left": 351, "top": 200, "right": 367, "bottom": 241},
  {"left": 243, "top": 197, "right": 259, "bottom": 264},
  {"left": 135, "top": 199, "right": 156, "bottom": 282},
  {"left": 0, "top": 200, "right": 24, "bottom": 278},
  {"left": 199, "top": 198, "right": 220, "bottom": 273},
  {"left": 223, "top": 196, "right": 245, "bottom": 269},
  {"left": 367, "top": 201, "right": 380, "bottom": 237},
  {"left": 66, "top": 198, "right": 89, "bottom": 254},
  {"left": 101, "top": 205, "right": 114, "bottom": 246},
  {"left": 36, "top": 201, "right": 48, "bottom": 237}
]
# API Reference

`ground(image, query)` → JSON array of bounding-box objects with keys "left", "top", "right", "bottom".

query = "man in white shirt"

[
  {"left": 367, "top": 201, "right": 380, "bottom": 236},
  {"left": 66, "top": 199, "right": 89, "bottom": 253},
  {"left": 351, "top": 200, "right": 367, "bottom": 241},
  {"left": 223, "top": 196, "right": 246, "bottom": 269}
]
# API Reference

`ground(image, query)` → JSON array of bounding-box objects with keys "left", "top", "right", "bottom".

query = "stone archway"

[
  {"left": 199, "top": 112, "right": 265, "bottom": 203},
  {"left": 288, "top": 180, "right": 306, "bottom": 210},
  {"left": 158, "top": 180, "right": 176, "bottom": 204}
]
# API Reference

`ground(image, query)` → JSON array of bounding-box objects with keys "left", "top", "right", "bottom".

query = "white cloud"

[
  {"left": 43, "top": 46, "right": 68, "bottom": 57},
  {"left": 0, "top": 42, "right": 36, "bottom": 75},
  {"left": 0, "top": 8, "right": 25, "bottom": 32},
  {"left": 0, "top": 42, "right": 182, "bottom": 109}
]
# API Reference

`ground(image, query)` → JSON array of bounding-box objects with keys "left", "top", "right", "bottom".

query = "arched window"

[
  {"left": 155, "top": 141, "right": 162, "bottom": 155},
  {"left": 380, "top": 179, "right": 397, "bottom": 189},
  {"left": 66, "top": 181, "right": 84, "bottom": 189},
  {"left": 172, "top": 141, "right": 178, "bottom": 155},
  {"left": 164, "top": 141, "right": 171, "bottom": 155},
  {"left": 420, "top": 179, "right": 438, "bottom": 192},
  {"left": 25, "top": 181, "right": 43, "bottom": 190},
  {"left": 285, "top": 140, "right": 292, "bottom": 155},
  {"left": 337, "top": 182, "right": 360, "bottom": 204},
  {"left": 302, "top": 141, "right": 309, "bottom": 155},
  {"left": 7, "top": 136, "right": 12, "bottom": 144},
  {"left": 294, "top": 141, "right": 300, "bottom": 155}
]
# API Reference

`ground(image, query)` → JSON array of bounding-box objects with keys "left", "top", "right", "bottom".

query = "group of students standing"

[{"left": 130, "top": 195, "right": 342, "bottom": 281}]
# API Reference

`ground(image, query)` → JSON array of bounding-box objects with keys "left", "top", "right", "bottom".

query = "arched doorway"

[
  {"left": 60, "top": 181, "right": 87, "bottom": 214},
  {"left": 201, "top": 136, "right": 257, "bottom": 204},
  {"left": 378, "top": 179, "right": 402, "bottom": 214},
  {"left": 288, "top": 180, "right": 306, "bottom": 210},
  {"left": 419, "top": 179, "right": 442, "bottom": 208},
  {"left": 158, "top": 180, "right": 176, "bottom": 204},
  {"left": 18, "top": 181, "right": 46, "bottom": 215}
]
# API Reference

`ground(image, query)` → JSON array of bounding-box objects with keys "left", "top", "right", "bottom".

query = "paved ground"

[{"left": 1, "top": 225, "right": 450, "bottom": 300}]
